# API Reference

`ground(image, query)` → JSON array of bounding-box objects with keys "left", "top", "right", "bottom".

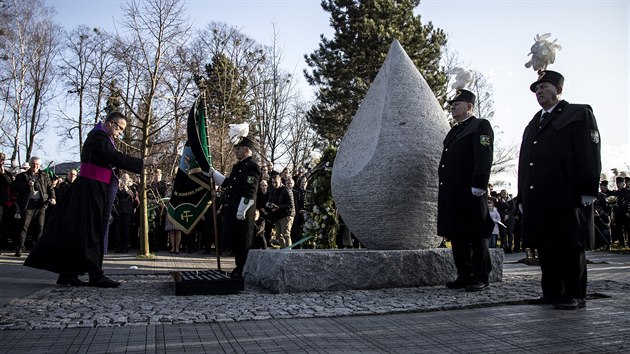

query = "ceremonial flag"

[{"left": 167, "top": 99, "right": 215, "bottom": 234}]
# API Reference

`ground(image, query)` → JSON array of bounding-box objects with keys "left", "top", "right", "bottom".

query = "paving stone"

[{"left": 1, "top": 251, "right": 629, "bottom": 353}]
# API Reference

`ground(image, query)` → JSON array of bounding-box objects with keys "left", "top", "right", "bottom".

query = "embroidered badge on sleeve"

[
  {"left": 590, "top": 130, "right": 600, "bottom": 144},
  {"left": 480, "top": 135, "right": 491, "bottom": 146}
]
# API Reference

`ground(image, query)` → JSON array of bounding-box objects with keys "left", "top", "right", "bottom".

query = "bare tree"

[
  {"left": 441, "top": 45, "right": 517, "bottom": 175},
  {"left": 117, "top": 0, "right": 191, "bottom": 256},
  {"left": 469, "top": 70, "right": 517, "bottom": 175},
  {"left": 24, "top": 15, "right": 62, "bottom": 161},
  {"left": 286, "top": 98, "right": 319, "bottom": 171},
  {"left": 59, "top": 25, "right": 117, "bottom": 154},
  {"left": 193, "top": 22, "right": 266, "bottom": 173},
  {"left": 157, "top": 43, "right": 198, "bottom": 179},
  {"left": 0, "top": 0, "right": 60, "bottom": 164},
  {"left": 250, "top": 24, "right": 297, "bottom": 168}
]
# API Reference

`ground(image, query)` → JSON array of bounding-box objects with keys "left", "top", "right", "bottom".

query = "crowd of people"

[
  {"left": 0, "top": 69, "right": 627, "bottom": 304},
  {"left": 595, "top": 176, "right": 630, "bottom": 249},
  {"left": 485, "top": 174, "right": 630, "bottom": 254}
]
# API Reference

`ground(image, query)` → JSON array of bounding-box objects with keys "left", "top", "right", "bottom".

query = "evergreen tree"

[
  {"left": 304, "top": 0, "right": 448, "bottom": 143},
  {"left": 203, "top": 52, "right": 250, "bottom": 171}
]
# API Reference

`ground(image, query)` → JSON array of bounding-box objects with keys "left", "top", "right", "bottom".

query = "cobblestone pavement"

[{"left": 0, "top": 250, "right": 629, "bottom": 353}]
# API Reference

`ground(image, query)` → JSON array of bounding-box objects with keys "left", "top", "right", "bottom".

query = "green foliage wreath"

[{"left": 302, "top": 146, "right": 339, "bottom": 249}]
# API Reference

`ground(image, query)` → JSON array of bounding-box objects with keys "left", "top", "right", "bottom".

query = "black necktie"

[
  {"left": 539, "top": 112, "right": 548, "bottom": 124},
  {"left": 538, "top": 112, "right": 548, "bottom": 129}
]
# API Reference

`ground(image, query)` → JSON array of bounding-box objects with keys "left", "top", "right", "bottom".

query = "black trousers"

[
  {"left": 451, "top": 236, "right": 491, "bottom": 283},
  {"left": 223, "top": 211, "right": 254, "bottom": 273},
  {"left": 537, "top": 245, "right": 586, "bottom": 302},
  {"left": 114, "top": 214, "right": 133, "bottom": 252},
  {"left": 611, "top": 214, "right": 627, "bottom": 247},
  {"left": 18, "top": 204, "right": 46, "bottom": 251}
]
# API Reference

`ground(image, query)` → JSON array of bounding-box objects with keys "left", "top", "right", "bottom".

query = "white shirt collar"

[{"left": 542, "top": 102, "right": 561, "bottom": 115}]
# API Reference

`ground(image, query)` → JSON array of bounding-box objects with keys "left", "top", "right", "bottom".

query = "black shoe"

[
  {"left": 577, "top": 298, "right": 587, "bottom": 308},
  {"left": 465, "top": 281, "right": 489, "bottom": 292},
  {"left": 14, "top": 248, "right": 22, "bottom": 257},
  {"left": 446, "top": 278, "right": 470, "bottom": 289},
  {"left": 89, "top": 276, "right": 121, "bottom": 288},
  {"left": 230, "top": 269, "right": 243, "bottom": 279},
  {"left": 530, "top": 297, "right": 556, "bottom": 305},
  {"left": 57, "top": 276, "right": 89, "bottom": 287},
  {"left": 553, "top": 298, "right": 579, "bottom": 310}
]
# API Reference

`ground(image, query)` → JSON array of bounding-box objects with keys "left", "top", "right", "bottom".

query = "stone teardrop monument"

[
  {"left": 244, "top": 40, "right": 503, "bottom": 293},
  {"left": 331, "top": 39, "right": 449, "bottom": 250}
]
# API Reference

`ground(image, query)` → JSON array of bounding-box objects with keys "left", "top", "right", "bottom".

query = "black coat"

[
  {"left": 497, "top": 198, "right": 516, "bottom": 226},
  {"left": 13, "top": 169, "right": 56, "bottom": 210},
  {"left": 56, "top": 180, "right": 73, "bottom": 202},
  {"left": 437, "top": 116, "right": 494, "bottom": 239},
  {"left": 268, "top": 185, "right": 295, "bottom": 221},
  {"left": 25, "top": 124, "right": 143, "bottom": 274},
  {"left": 114, "top": 188, "right": 138, "bottom": 215},
  {"left": 0, "top": 169, "right": 12, "bottom": 205},
  {"left": 517, "top": 100, "right": 601, "bottom": 248},
  {"left": 220, "top": 156, "right": 260, "bottom": 257}
]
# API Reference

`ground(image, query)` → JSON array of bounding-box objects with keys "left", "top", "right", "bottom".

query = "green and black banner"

[{"left": 167, "top": 99, "right": 214, "bottom": 234}]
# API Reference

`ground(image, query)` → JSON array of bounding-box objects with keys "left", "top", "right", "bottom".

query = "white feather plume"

[
  {"left": 447, "top": 67, "right": 473, "bottom": 90},
  {"left": 309, "top": 150, "right": 322, "bottom": 163},
  {"left": 228, "top": 123, "right": 249, "bottom": 145},
  {"left": 525, "top": 33, "right": 562, "bottom": 72}
]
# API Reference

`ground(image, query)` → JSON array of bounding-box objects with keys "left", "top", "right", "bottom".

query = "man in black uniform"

[
  {"left": 438, "top": 89, "right": 495, "bottom": 292},
  {"left": 517, "top": 70, "right": 601, "bottom": 310},
  {"left": 207, "top": 136, "right": 260, "bottom": 278}
]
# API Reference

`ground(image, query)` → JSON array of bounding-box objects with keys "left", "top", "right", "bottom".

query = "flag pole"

[{"left": 199, "top": 86, "right": 222, "bottom": 272}]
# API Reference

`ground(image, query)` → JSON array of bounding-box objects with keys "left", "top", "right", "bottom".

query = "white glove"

[
  {"left": 203, "top": 167, "right": 226, "bottom": 185},
  {"left": 581, "top": 195, "right": 597, "bottom": 206},
  {"left": 236, "top": 197, "right": 254, "bottom": 220},
  {"left": 471, "top": 187, "right": 486, "bottom": 196}
]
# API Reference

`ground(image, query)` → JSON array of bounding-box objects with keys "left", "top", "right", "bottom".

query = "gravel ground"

[{"left": 1, "top": 273, "right": 628, "bottom": 331}]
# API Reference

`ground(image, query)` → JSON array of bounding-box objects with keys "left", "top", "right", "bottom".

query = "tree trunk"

[{"left": 138, "top": 159, "right": 150, "bottom": 256}]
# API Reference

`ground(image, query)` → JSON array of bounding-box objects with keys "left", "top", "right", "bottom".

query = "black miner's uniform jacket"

[
  {"left": 221, "top": 156, "right": 260, "bottom": 270},
  {"left": 437, "top": 117, "right": 494, "bottom": 240},
  {"left": 517, "top": 100, "right": 601, "bottom": 248}
]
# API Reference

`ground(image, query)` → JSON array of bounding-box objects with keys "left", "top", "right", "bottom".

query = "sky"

[{"left": 42, "top": 0, "right": 629, "bottom": 193}]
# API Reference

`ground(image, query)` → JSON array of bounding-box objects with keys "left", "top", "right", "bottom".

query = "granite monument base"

[{"left": 244, "top": 248, "right": 504, "bottom": 293}]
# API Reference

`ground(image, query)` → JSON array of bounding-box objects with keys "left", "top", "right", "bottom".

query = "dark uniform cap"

[
  {"left": 447, "top": 89, "right": 476, "bottom": 105},
  {"left": 616, "top": 176, "right": 625, "bottom": 183},
  {"left": 600, "top": 180, "right": 608, "bottom": 186},
  {"left": 234, "top": 136, "right": 257, "bottom": 151},
  {"left": 530, "top": 70, "right": 564, "bottom": 92}
]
